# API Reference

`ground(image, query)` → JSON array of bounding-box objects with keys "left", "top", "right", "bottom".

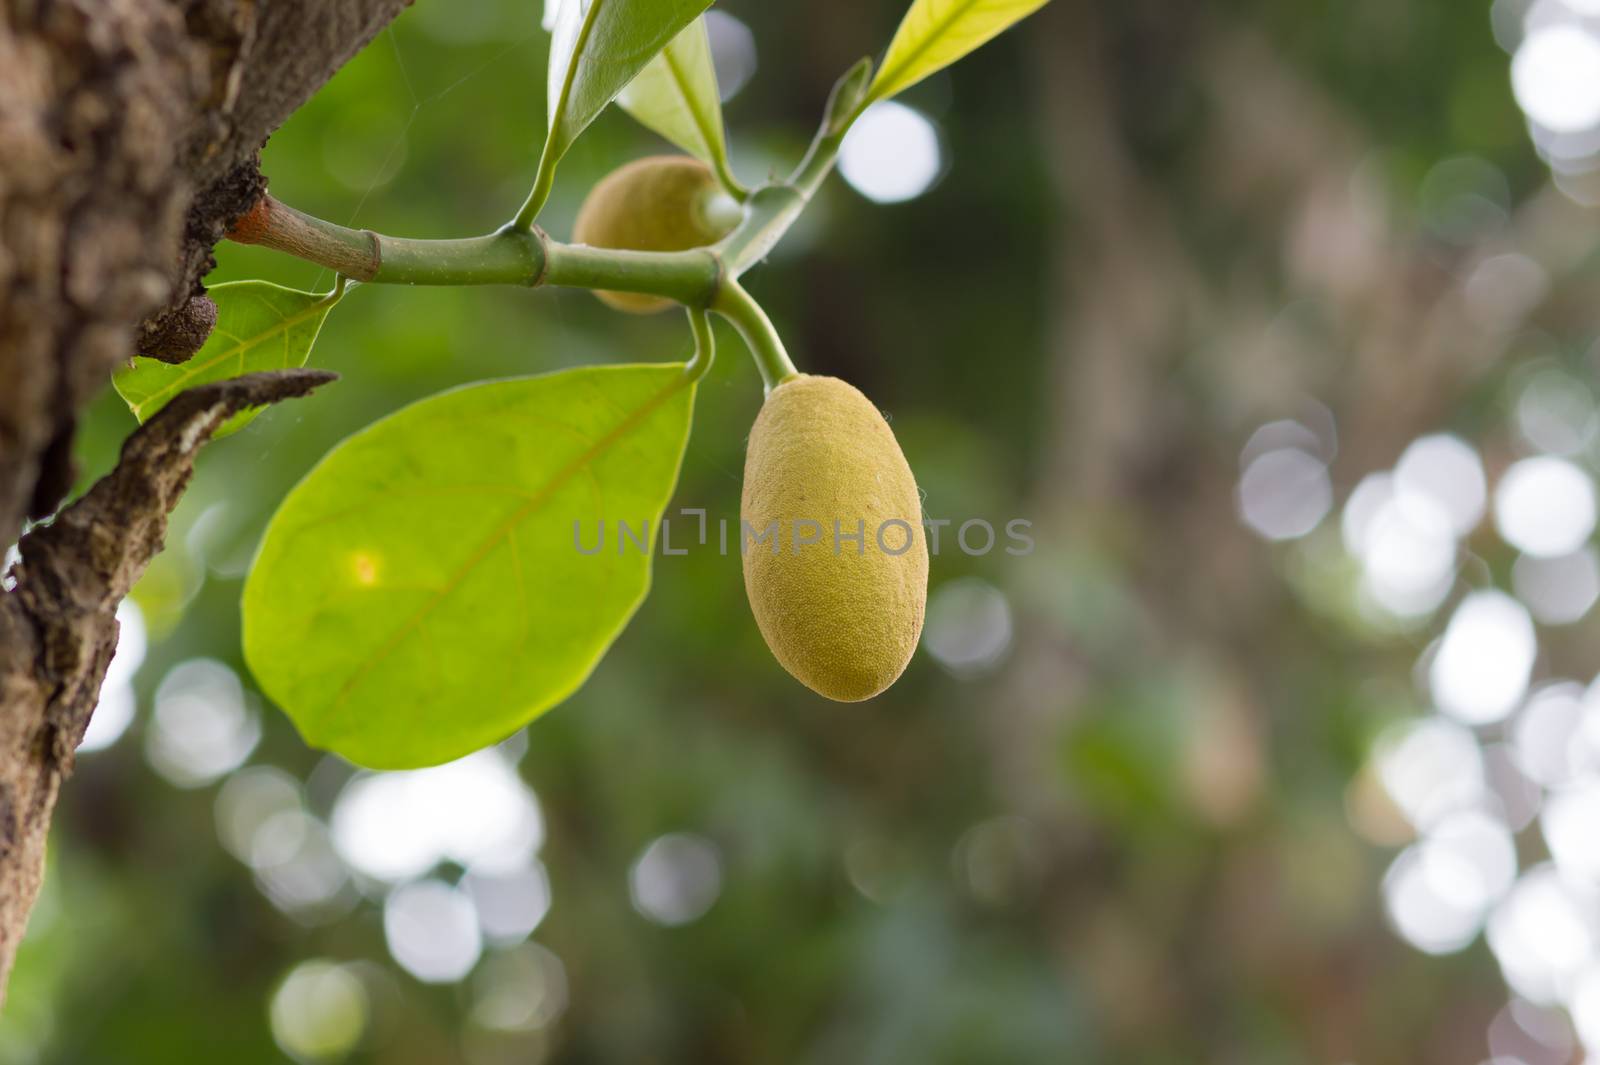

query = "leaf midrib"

[
  {"left": 319, "top": 368, "right": 693, "bottom": 725},
  {"left": 873, "top": 0, "right": 999, "bottom": 101},
  {"left": 549, "top": 0, "right": 607, "bottom": 136},
  {"left": 663, "top": 32, "right": 720, "bottom": 160}
]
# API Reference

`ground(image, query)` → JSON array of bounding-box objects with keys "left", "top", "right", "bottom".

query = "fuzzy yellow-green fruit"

[
  {"left": 571, "top": 155, "right": 735, "bottom": 314},
  {"left": 740, "top": 374, "right": 928, "bottom": 701}
]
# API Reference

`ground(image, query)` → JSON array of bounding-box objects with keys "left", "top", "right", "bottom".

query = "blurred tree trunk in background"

[
  {"left": 0, "top": 0, "right": 409, "bottom": 1002},
  {"left": 973, "top": 1, "right": 1599, "bottom": 1061}
]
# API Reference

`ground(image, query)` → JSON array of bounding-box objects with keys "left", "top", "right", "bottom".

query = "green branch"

[
  {"left": 794, "top": 57, "right": 873, "bottom": 195},
  {"left": 228, "top": 195, "right": 720, "bottom": 305},
  {"left": 223, "top": 60, "right": 864, "bottom": 383},
  {"left": 712, "top": 60, "right": 869, "bottom": 274},
  {"left": 542, "top": 240, "right": 720, "bottom": 307},
  {"left": 226, "top": 50, "right": 867, "bottom": 297}
]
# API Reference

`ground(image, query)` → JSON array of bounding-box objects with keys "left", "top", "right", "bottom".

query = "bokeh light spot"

[
  {"left": 216, "top": 766, "right": 303, "bottom": 862},
  {"left": 1514, "top": 547, "right": 1600, "bottom": 624},
  {"left": 924, "top": 577, "right": 1013, "bottom": 677},
  {"left": 629, "top": 833, "right": 722, "bottom": 926},
  {"left": 704, "top": 11, "right": 757, "bottom": 102},
  {"left": 1419, "top": 156, "right": 1510, "bottom": 243},
  {"left": 1517, "top": 368, "right": 1597, "bottom": 455},
  {"left": 1512, "top": 25, "right": 1600, "bottom": 134},
  {"left": 144, "top": 659, "right": 260, "bottom": 787},
  {"left": 254, "top": 812, "right": 351, "bottom": 921},
  {"left": 81, "top": 600, "right": 146, "bottom": 753},
  {"left": 1513, "top": 682, "right": 1594, "bottom": 788},
  {"left": 269, "top": 959, "right": 367, "bottom": 1063},
  {"left": 1495, "top": 456, "right": 1597, "bottom": 558},
  {"left": 383, "top": 879, "right": 483, "bottom": 984},
  {"left": 839, "top": 102, "right": 942, "bottom": 204},
  {"left": 1421, "top": 809, "right": 1518, "bottom": 912},
  {"left": 1343, "top": 472, "right": 1459, "bottom": 617},
  {"left": 1384, "top": 843, "right": 1489, "bottom": 954},
  {"left": 1487, "top": 865, "right": 1598, "bottom": 1004},
  {"left": 464, "top": 864, "right": 552, "bottom": 946},
  {"left": 330, "top": 749, "right": 542, "bottom": 883},
  {"left": 1395, "top": 434, "right": 1487, "bottom": 537},
  {"left": 1238, "top": 444, "right": 1332, "bottom": 542},
  {"left": 1572, "top": 966, "right": 1600, "bottom": 1055},
  {"left": 472, "top": 942, "right": 568, "bottom": 1033},
  {"left": 1430, "top": 591, "right": 1537, "bottom": 726},
  {"left": 1541, "top": 779, "right": 1600, "bottom": 884},
  {"left": 1376, "top": 716, "right": 1488, "bottom": 829}
]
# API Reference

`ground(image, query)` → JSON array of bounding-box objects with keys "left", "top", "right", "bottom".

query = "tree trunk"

[{"left": 0, "top": 0, "right": 412, "bottom": 1002}]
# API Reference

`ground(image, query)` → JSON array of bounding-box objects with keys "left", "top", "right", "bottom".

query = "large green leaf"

[
  {"left": 114, "top": 280, "right": 343, "bottom": 438},
  {"left": 524, "top": 0, "right": 713, "bottom": 220},
  {"left": 617, "top": 18, "right": 733, "bottom": 182},
  {"left": 242, "top": 363, "right": 699, "bottom": 769},
  {"left": 866, "top": 0, "right": 1053, "bottom": 106}
]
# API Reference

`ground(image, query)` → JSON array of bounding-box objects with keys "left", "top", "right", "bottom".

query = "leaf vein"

[
  {"left": 132, "top": 291, "right": 337, "bottom": 415},
  {"left": 320, "top": 372, "right": 691, "bottom": 724}
]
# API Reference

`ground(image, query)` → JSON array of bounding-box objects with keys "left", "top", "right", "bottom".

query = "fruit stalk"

[{"left": 711, "top": 281, "right": 797, "bottom": 391}]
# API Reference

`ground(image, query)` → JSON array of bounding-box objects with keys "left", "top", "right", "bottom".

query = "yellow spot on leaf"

[{"left": 351, "top": 552, "right": 380, "bottom": 586}]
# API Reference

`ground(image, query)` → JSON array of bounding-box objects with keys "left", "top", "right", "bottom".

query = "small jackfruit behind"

[
  {"left": 741, "top": 374, "right": 928, "bottom": 701},
  {"left": 572, "top": 155, "right": 737, "bottom": 314}
]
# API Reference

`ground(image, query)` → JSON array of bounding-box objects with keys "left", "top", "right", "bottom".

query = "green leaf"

[
  {"left": 866, "top": 0, "right": 1053, "bottom": 106},
  {"left": 522, "top": 0, "right": 714, "bottom": 223},
  {"left": 242, "top": 363, "right": 699, "bottom": 769},
  {"left": 617, "top": 18, "right": 739, "bottom": 191},
  {"left": 114, "top": 280, "right": 343, "bottom": 438}
]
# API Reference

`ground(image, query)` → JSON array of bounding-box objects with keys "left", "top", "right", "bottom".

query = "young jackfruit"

[
  {"left": 571, "top": 155, "right": 736, "bottom": 314},
  {"left": 740, "top": 375, "right": 928, "bottom": 701}
]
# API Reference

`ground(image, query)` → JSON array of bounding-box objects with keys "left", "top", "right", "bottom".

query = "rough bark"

[
  {"left": 0, "top": 370, "right": 334, "bottom": 994},
  {"left": 0, "top": 0, "right": 410, "bottom": 1002}
]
